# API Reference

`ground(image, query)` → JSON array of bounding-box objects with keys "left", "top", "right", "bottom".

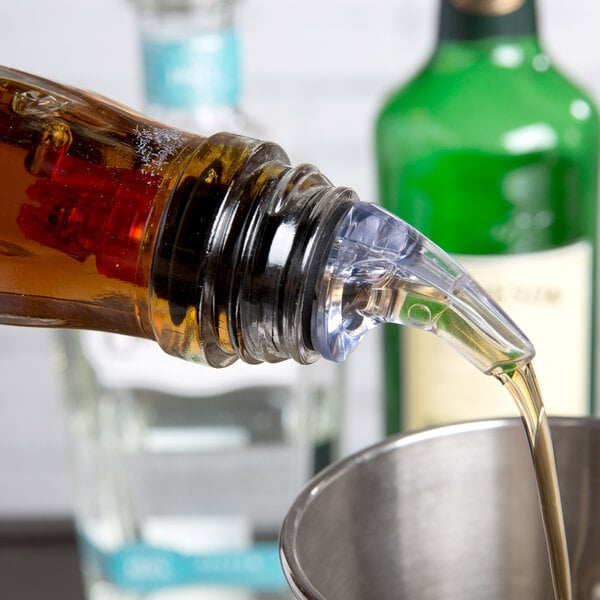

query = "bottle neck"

[
  {"left": 149, "top": 133, "right": 359, "bottom": 367},
  {"left": 136, "top": 0, "right": 241, "bottom": 112},
  {"left": 438, "top": 0, "right": 537, "bottom": 42}
]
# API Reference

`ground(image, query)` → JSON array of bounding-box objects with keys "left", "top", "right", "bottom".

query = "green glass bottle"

[{"left": 376, "top": 0, "right": 599, "bottom": 433}]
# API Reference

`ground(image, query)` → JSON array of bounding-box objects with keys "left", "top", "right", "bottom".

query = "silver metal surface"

[{"left": 280, "top": 417, "right": 600, "bottom": 599}]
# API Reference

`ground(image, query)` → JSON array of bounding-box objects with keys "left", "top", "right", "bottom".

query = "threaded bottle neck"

[
  {"left": 438, "top": 0, "right": 537, "bottom": 41},
  {"left": 149, "top": 132, "right": 358, "bottom": 366},
  {"left": 232, "top": 163, "right": 358, "bottom": 365}
]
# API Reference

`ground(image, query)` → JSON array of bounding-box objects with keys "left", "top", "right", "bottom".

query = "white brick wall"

[{"left": 0, "top": 0, "right": 597, "bottom": 515}]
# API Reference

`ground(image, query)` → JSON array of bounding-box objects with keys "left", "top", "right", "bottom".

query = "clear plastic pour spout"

[{"left": 313, "top": 202, "right": 535, "bottom": 374}]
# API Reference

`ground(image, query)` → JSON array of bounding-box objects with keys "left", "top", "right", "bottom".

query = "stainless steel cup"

[{"left": 280, "top": 418, "right": 600, "bottom": 599}]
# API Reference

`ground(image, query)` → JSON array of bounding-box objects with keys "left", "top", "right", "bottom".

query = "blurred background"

[{"left": 0, "top": 0, "right": 598, "bottom": 528}]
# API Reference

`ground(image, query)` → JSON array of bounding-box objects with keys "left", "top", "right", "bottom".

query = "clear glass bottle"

[
  {"left": 0, "top": 64, "right": 535, "bottom": 598},
  {"left": 376, "top": 0, "right": 599, "bottom": 432},
  {"left": 58, "top": 2, "right": 337, "bottom": 598}
]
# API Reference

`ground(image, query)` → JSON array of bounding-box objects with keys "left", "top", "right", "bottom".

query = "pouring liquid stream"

[
  {"left": 497, "top": 364, "right": 571, "bottom": 600},
  {"left": 356, "top": 283, "right": 570, "bottom": 598},
  {"left": 372, "top": 290, "right": 570, "bottom": 598},
  {"left": 317, "top": 203, "right": 572, "bottom": 600},
  {"left": 379, "top": 295, "right": 571, "bottom": 597}
]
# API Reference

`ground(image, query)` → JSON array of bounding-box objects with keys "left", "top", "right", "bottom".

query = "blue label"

[
  {"left": 80, "top": 538, "right": 287, "bottom": 593},
  {"left": 143, "top": 29, "right": 240, "bottom": 108}
]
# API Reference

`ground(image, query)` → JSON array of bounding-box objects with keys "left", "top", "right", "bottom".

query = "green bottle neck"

[{"left": 438, "top": 0, "right": 537, "bottom": 41}]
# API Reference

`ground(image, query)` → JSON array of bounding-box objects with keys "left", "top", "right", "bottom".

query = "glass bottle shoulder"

[{"left": 376, "top": 38, "right": 599, "bottom": 156}]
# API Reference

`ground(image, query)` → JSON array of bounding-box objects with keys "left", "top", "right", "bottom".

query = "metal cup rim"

[{"left": 279, "top": 416, "right": 597, "bottom": 599}]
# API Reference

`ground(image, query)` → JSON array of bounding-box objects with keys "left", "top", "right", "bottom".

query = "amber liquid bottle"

[
  {"left": 376, "top": 0, "right": 599, "bottom": 432},
  {"left": 0, "top": 66, "right": 535, "bottom": 380},
  {"left": 0, "top": 66, "right": 363, "bottom": 368}
]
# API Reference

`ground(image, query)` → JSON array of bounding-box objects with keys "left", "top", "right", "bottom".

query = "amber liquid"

[
  {"left": 0, "top": 67, "right": 201, "bottom": 337},
  {"left": 497, "top": 364, "right": 571, "bottom": 600}
]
